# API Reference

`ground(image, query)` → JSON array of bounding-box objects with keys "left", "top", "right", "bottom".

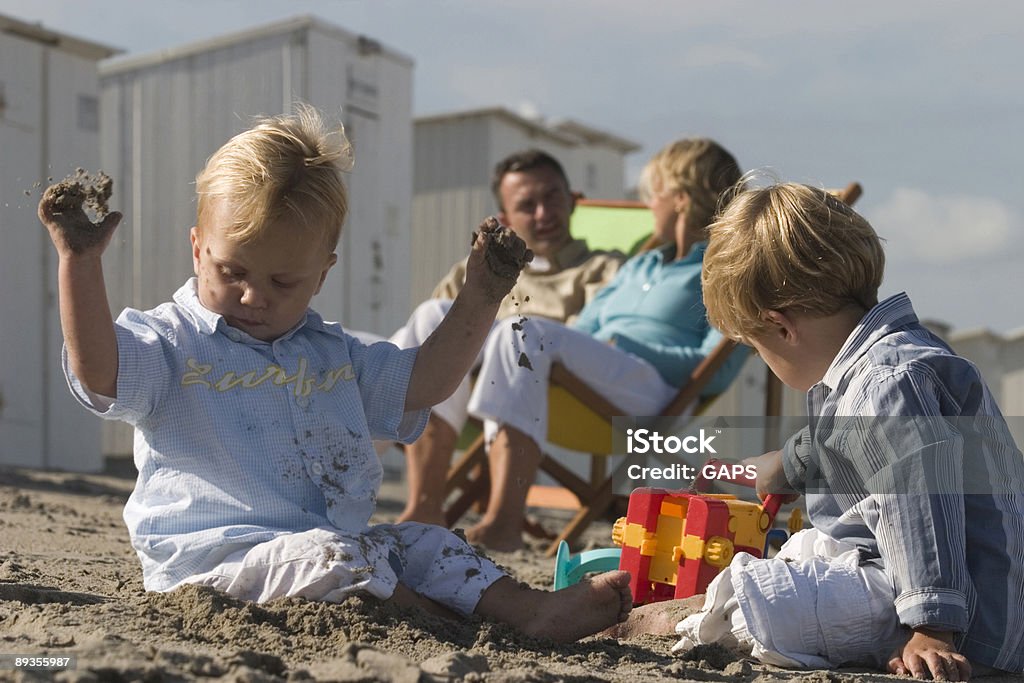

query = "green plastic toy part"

[{"left": 552, "top": 540, "right": 622, "bottom": 590}]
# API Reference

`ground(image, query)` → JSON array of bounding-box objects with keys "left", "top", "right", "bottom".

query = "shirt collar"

[
  {"left": 653, "top": 240, "right": 706, "bottom": 265},
  {"left": 174, "top": 279, "right": 221, "bottom": 335},
  {"left": 680, "top": 241, "right": 706, "bottom": 264},
  {"left": 173, "top": 278, "right": 326, "bottom": 342},
  {"left": 549, "top": 239, "right": 590, "bottom": 270},
  {"left": 819, "top": 292, "right": 918, "bottom": 390}
]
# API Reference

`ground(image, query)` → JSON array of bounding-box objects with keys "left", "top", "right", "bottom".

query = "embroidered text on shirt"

[{"left": 181, "top": 357, "right": 356, "bottom": 397}]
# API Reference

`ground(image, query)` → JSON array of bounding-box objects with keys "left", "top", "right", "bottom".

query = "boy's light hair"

[
  {"left": 703, "top": 182, "right": 885, "bottom": 342},
  {"left": 638, "top": 138, "right": 743, "bottom": 237},
  {"left": 195, "top": 104, "right": 353, "bottom": 250}
]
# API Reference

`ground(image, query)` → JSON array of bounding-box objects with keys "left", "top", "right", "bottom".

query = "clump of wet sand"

[
  {"left": 46, "top": 167, "right": 113, "bottom": 219},
  {"left": 511, "top": 316, "right": 536, "bottom": 370},
  {"left": 473, "top": 217, "right": 533, "bottom": 281},
  {"left": 39, "top": 168, "right": 117, "bottom": 253}
]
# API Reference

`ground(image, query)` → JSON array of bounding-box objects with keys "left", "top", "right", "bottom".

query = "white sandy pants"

[
  {"left": 182, "top": 522, "right": 505, "bottom": 615},
  {"left": 675, "top": 529, "right": 905, "bottom": 669}
]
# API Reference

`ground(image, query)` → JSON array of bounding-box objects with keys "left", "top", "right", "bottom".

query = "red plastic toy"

[{"left": 612, "top": 458, "right": 792, "bottom": 605}]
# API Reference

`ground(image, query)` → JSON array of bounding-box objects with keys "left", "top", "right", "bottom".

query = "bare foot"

[
  {"left": 476, "top": 572, "right": 633, "bottom": 643},
  {"left": 600, "top": 595, "right": 705, "bottom": 639},
  {"left": 521, "top": 571, "right": 633, "bottom": 642},
  {"left": 465, "top": 521, "right": 523, "bottom": 552}
]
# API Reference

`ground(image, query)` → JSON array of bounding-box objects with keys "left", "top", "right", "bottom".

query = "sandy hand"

[
  {"left": 467, "top": 216, "right": 533, "bottom": 303},
  {"left": 38, "top": 169, "right": 121, "bottom": 256},
  {"left": 888, "top": 629, "right": 972, "bottom": 681}
]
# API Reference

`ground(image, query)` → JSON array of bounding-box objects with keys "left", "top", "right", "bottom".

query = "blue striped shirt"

[
  {"left": 65, "top": 279, "right": 429, "bottom": 591},
  {"left": 782, "top": 293, "right": 1024, "bottom": 671}
]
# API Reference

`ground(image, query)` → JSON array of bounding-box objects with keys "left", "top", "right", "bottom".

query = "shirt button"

[
  {"left": 642, "top": 283, "right": 651, "bottom": 292},
  {"left": 296, "top": 396, "right": 310, "bottom": 408},
  {"left": 311, "top": 462, "right": 324, "bottom": 476}
]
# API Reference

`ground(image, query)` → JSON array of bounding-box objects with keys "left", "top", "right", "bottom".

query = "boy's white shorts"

[
  {"left": 674, "top": 528, "right": 905, "bottom": 669},
  {"left": 180, "top": 522, "right": 505, "bottom": 616}
]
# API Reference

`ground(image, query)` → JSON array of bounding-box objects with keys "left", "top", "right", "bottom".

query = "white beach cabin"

[{"left": 0, "top": 13, "right": 119, "bottom": 471}]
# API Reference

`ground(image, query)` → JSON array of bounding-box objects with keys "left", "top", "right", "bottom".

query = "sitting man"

[{"left": 372, "top": 149, "right": 624, "bottom": 524}]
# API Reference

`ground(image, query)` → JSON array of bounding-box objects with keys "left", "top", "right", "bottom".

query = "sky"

[{"left": 4, "top": 0, "right": 1022, "bottom": 335}]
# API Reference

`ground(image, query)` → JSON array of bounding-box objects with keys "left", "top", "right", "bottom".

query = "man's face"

[
  {"left": 497, "top": 166, "right": 574, "bottom": 259},
  {"left": 191, "top": 199, "right": 337, "bottom": 341}
]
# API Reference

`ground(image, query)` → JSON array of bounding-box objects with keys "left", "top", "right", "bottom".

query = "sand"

[
  {"left": 38, "top": 169, "right": 116, "bottom": 254},
  {"left": 1, "top": 465, "right": 1021, "bottom": 683},
  {"left": 474, "top": 218, "right": 533, "bottom": 282},
  {"left": 45, "top": 169, "right": 112, "bottom": 220}
]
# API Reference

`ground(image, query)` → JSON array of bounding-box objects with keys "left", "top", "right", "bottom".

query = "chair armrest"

[{"left": 659, "top": 338, "right": 739, "bottom": 416}]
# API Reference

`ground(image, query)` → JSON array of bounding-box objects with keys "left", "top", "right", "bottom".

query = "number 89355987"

[{"left": 1, "top": 655, "right": 76, "bottom": 670}]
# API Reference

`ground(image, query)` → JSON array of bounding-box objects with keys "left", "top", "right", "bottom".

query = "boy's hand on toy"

[
  {"left": 465, "top": 216, "right": 533, "bottom": 304},
  {"left": 38, "top": 181, "right": 122, "bottom": 258},
  {"left": 888, "top": 628, "right": 971, "bottom": 681},
  {"left": 743, "top": 450, "right": 799, "bottom": 504}
]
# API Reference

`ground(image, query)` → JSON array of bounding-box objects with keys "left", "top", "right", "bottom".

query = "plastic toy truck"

[{"left": 612, "top": 459, "right": 797, "bottom": 605}]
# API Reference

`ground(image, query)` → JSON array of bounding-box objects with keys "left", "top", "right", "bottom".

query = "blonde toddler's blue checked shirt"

[
  {"left": 782, "top": 292, "right": 1024, "bottom": 672},
  {"left": 65, "top": 279, "right": 429, "bottom": 592}
]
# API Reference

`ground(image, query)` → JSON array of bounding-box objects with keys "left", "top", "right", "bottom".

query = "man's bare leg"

[
  {"left": 466, "top": 425, "right": 541, "bottom": 551},
  {"left": 475, "top": 572, "right": 632, "bottom": 643},
  {"left": 398, "top": 415, "right": 457, "bottom": 525}
]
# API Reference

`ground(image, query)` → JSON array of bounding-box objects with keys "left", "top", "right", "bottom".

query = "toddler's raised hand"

[
  {"left": 38, "top": 170, "right": 122, "bottom": 258},
  {"left": 465, "top": 216, "right": 533, "bottom": 304}
]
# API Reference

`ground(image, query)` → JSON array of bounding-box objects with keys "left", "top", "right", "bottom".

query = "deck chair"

[{"left": 569, "top": 198, "right": 653, "bottom": 255}]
